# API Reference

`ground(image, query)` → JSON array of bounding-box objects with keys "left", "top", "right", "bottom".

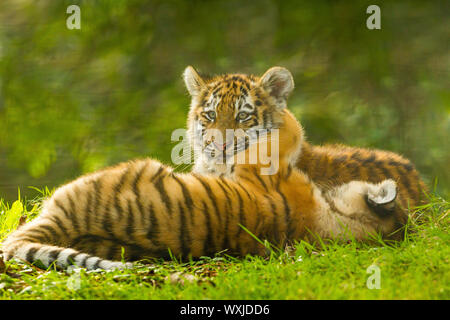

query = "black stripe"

[
  {"left": 262, "top": 109, "right": 269, "bottom": 127},
  {"left": 264, "top": 195, "right": 280, "bottom": 245},
  {"left": 113, "top": 167, "right": 131, "bottom": 220},
  {"left": 275, "top": 180, "right": 292, "bottom": 241},
  {"left": 85, "top": 189, "right": 93, "bottom": 233},
  {"left": 90, "top": 244, "right": 98, "bottom": 257},
  {"left": 192, "top": 174, "right": 222, "bottom": 227},
  {"left": 26, "top": 229, "right": 50, "bottom": 243},
  {"left": 39, "top": 224, "right": 59, "bottom": 241},
  {"left": 389, "top": 161, "right": 419, "bottom": 200},
  {"left": 92, "top": 179, "right": 102, "bottom": 225},
  {"left": 219, "top": 176, "right": 233, "bottom": 192},
  {"left": 332, "top": 154, "right": 348, "bottom": 165},
  {"left": 363, "top": 154, "right": 376, "bottom": 164},
  {"left": 125, "top": 200, "right": 135, "bottom": 238},
  {"left": 48, "top": 249, "right": 62, "bottom": 263},
  {"left": 402, "top": 162, "right": 414, "bottom": 172},
  {"left": 72, "top": 186, "right": 83, "bottom": 230},
  {"left": 69, "top": 234, "right": 146, "bottom": 256},
  {"left": 132, "top": 162, "right": 149, "bottom": 223},
  {"left": 395, "top": 165, "right": 417, "bottom": 201},
  {"left": 79, "top": 254, "right": 91, "bottom": 267},
  {"left": 151, "top": 165, "right": 165, "bottom": 182},
  {"left": 172, "top": 175, "right": 195, "bottom": 214},
  {"left": 212, "top": 86, "right": 221, "bottom": 97},
  {"left": 367, "top": 162, "right": 378, "bottom": 180},
  {"left": 215, "top": 179, "right": 232, "bottom": 250},
  {"left": 286, "top": 165, "right": 293, "bottom": 179},
  {"left": 54, "top": 199, "right": 71, "bottom": 221},
  {"left": 235, "top": 181, "right": 253, "bottom": 201},
  {"left": 280, "top": 191, "right": 293, "bottom": 240},
  {"left": 102, "top": 186, "right": 116, "bottom": 236},
  {"left": 388, "top": 160, "right": 414, "bottom": 173},
  {"left": 267, "top": 173, "right": 275, "bottom": 188},
  {"left": 233, "top": 185, "right": 245, "bottom": 235},
  {"left": 235, "top": 186, "right": 246, "bottom": 255},
  {"left": 12, "top": 236, "right": 40, "bottom": 244},
  {"left": 253, "top": 167, "right": 269, "bottom": 192},
  {"left": 374, "top": 161, "right": 394, "bottom": 180},
  {"left": 154, "top": 175, "right": 173, "bottom": 216},
  {"left": 253, "top": 197, "right": 263, "bottom": 237},
  {"left": 26, "top": 247, "right": 39, "bottom": 263},
  {"left": 49, "top": 215, "right": 70, "bottom": 238},
  {"left": 307, "top": 155, "right": 317, "bottom": 178},
  {"left": 238, "top": 174, "right": 258, "bottom": 188},
  {"left": 69, "top": 236, "right": 87, "bottom": 250},
  {"left": 172, "top": 175, "right": 196, "bottom": 253},
  {"left": 350, "top": 151, "right": 362, "bottom": 162},
  {"left": 146, "top": 204, "right": 161, "bottom": 246},
  {"left": 66, "top": 193, "right": 81, "bottom": 234},
  {"left": 66, "top": 252, "right": 78, "bottom": 266},
  {"left": 345, "top": 161, "right": 359, "bottom": 180},
  {"left": 319, "top": 155, "right": 329, "bottom": 179},
  {"left": 201, "top": 200, "right": 214, "bottom": 254},
  {"left": 106, "top": 244, "right": 118, "bottom": 261},
  {"left": 178, "top": 201, "right": 191, "bottom": 258}
]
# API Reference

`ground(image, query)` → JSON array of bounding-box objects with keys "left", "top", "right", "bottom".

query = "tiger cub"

[
  {"left": 2, "top": 110, "right": 401, "bottom": 270},
  {"left": 184, "top": 66, "right": 427, "bottom": 218}
]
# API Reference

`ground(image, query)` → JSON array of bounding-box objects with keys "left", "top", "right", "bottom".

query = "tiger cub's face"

[{"left": 183, "top": 66, "right": 295, "bottom": 174}]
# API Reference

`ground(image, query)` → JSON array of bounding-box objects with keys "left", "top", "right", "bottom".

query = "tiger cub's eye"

[
  {"left": 205, "top": 110, "right": 216, "bottom": 121},
  {"left": 237, "top": 111, "right": 250, "bottom": 121}
]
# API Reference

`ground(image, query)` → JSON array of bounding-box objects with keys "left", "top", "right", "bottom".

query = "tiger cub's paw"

[{"left": 365, "top": 179, "right": 397, "bottom": 217}]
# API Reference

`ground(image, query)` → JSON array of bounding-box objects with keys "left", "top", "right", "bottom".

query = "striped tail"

[{"left": 2, "top": 238, "right": 133, "bottom": 271}]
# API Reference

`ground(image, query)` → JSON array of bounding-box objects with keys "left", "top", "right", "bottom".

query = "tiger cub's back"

[{"left": 297, "top": 141, "right": 428, "bottom": 211}]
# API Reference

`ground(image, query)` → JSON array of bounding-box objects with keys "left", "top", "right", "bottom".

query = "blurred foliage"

[{"left": 0, "top": 0, "right": 448, "bottom": 202}]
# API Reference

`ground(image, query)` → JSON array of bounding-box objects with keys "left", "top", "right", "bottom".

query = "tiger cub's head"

[{"left": 183, "top": 66, "right": 300, "bottom": 175}]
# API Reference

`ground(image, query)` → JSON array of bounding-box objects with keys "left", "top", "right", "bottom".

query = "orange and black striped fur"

[
  {"left": 297, "top": 143, "right": 427, "bottom": 214},
  {"left": 185, "top": 66, "right": 427, "bottom": 221},
  {"left": 2, "top": 109, "right": 402, "bottom": 270}
]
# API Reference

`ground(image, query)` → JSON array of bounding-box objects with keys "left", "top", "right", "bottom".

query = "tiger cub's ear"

[
  {"left": 183, "top": 66, "right": 206, "bottom": 97},
  {"left": 259, "top": 67, "right": 294, "bottom": 109}
]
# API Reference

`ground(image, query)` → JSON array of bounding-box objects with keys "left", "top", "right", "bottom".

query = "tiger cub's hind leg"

[{"left": 316, "top": 179, "right": 406, "bottom": 241}]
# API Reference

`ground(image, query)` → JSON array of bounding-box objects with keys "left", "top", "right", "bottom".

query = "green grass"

[{"left": 0, "top": 188, "right": 448, "bottom": 300}]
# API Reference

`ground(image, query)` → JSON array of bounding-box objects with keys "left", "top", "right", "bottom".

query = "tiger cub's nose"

[{"left": 213, "top": 141, "right": 232, "bottom": 151}]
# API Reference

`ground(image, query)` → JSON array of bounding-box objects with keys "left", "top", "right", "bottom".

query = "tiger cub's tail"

[{"left": 1, "top": 232, "right": 132, "bottom": 271}]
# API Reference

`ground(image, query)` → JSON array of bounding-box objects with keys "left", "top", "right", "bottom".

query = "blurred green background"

[{"left": 0, "top": 0, "right": 449, "bottom": 203}]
